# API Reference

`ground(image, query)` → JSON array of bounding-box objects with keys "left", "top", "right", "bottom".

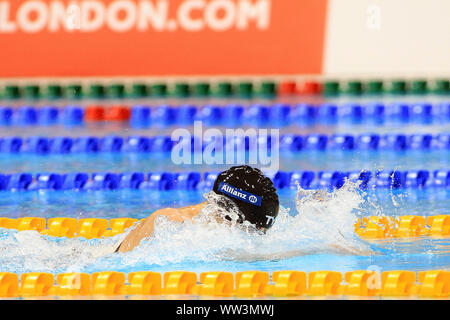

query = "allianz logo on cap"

[{"left": 219, "top": 182, "right": 262, "bottom": 207}]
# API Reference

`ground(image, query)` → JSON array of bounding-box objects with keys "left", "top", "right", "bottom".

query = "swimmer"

[{"left": 114, "top": 165, "right": 279, "bottom": 253}]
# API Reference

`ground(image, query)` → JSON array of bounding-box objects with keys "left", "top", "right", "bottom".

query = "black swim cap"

[{"left": 212, "top": 165, "right": 279, "bottom": 231}]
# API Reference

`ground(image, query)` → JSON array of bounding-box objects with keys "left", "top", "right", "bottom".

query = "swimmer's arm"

[{"left": 115, "top": 202, "right": 206, "bottom": 253}]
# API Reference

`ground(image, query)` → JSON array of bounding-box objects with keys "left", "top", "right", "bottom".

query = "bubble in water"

[{"left": 0, "top": 181, "right": 379, "bottom": 274}]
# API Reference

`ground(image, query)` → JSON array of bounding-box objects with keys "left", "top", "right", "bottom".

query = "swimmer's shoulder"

[
  {"left": 162, "top": 202, "right": 206, "bottom": 221},
  {"left": 114, "top": 202, "right": 206, "bottom": 253}
]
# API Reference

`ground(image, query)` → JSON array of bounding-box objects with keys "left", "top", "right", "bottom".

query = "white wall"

[{"left": 323, "top": 0, "right": 450, "bottom": 77}]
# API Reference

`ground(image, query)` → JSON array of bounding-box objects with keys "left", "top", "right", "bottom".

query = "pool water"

[
  {"left": 0, "top": 150, "right": 447, "bottom": 173},
  {"left": 0, "top": 96, "right": 449, "bottom": 285},
  {"left": 0, "top": 188, "right": 449, "bottom": 220},
  {"left": 0, "top": 187, "right": 449, "bottom": 277},
  {"left": 0, "top": 121, "right": 448, "bottom": 137}
]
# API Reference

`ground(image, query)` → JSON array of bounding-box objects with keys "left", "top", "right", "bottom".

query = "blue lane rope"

[
  {"left": 0, "top": 170, "right": 448, "bottom": 191},
  {"left": 0, "top": 102, "right": 449, "bottom": 126},
  {"left": 0, "top": 133, "right": 448, "bottom": 154}
]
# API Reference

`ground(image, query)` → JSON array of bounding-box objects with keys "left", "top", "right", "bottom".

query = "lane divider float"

[
  {"left": 0, "top": 133, "right": 449, "bottom": 153},
  {"left": 0, "top": 270, "right": 448, "bottom": 298},
  {"left": 354, "top": 215, "right": 450, "bottom": 238},
  {"left": 0, "top": 102, "right": 449, "bottom": 126},
  {"left": 1, "top": 79, "right": 448, "bottom": 101},
  {"left": 0, "top": 170, "right": 449, "bottom": 191},
  {"left": 0, "top": 215, "right": 448, "bottom": 239}
]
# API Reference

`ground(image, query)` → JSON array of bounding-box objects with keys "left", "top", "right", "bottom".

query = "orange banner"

[{"left": 0, "top": 0, "right": 327, "bottom": 77}]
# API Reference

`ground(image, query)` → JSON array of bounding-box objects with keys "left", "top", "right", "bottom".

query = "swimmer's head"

[{"left": 212, "top": 165, "right": 279, "bottom": 232}]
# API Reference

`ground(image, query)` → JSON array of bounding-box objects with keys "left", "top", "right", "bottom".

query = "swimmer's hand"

[{"left": 115, "top": 203, "right": 205, "bottom": 253}]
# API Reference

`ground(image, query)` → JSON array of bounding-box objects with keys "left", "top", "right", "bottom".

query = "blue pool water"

[
  {"left": 0, "top": 189, "right": 448, "bottom": 220},
  {"left": 0, "top": 98, "right": 449, "bottom": 281},
  {"left": 0, "top": 121, "right": 449, "bottom": 137},
  {"left": 0, "top": 187, "right": 449, "bottom": 276},
  {"left": 0, "top": 150, "right": 448, "bottom": 173}
]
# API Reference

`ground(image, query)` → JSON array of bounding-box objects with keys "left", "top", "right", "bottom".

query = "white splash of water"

[
  {"left": 0, "top": 229, "right": 118, "bottom": 273},
  {"left": 0, "top": 181, "right": 373, "bottom": 273}
]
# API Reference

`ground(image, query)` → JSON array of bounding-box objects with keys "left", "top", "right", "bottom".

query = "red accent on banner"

[{"left": 0, "top": 0, "right": 327, "bottom": 77}]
